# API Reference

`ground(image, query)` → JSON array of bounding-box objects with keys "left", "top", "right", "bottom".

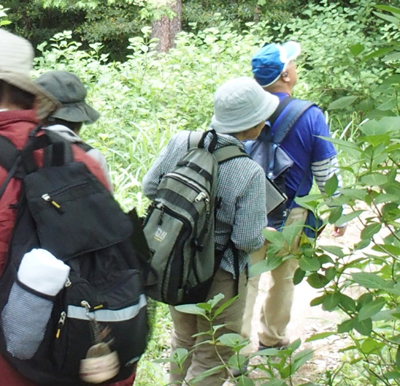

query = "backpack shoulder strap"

[
  {"left": 213, "top": 145, "right": 250, "bottom": 164},
  {"left": 74, "top": 142, "right": 94, "bottom": 152},
  {"left": 272, "top": 98, "right": 315, "bottom": 145},
  {"left": 0, "top": 135, "right": 19, "bottom": 173},
  {"left": 0, "top": 136, "right": 22, "bottom": 200},
  {"left": 188, "top": 131, "right": 204, "bottom": 149}
]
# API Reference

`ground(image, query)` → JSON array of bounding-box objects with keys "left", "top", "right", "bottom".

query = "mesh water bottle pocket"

[{"left": 1, "top": 282, "right": 54, "bottom": 360}]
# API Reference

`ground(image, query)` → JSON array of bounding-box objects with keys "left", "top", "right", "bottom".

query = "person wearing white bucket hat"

[
  {"left": 142, "top": 76, "right": 279, "bottom": 385},
  {"left": 0, "top": 29, "right": 116, "bottom": 386}
]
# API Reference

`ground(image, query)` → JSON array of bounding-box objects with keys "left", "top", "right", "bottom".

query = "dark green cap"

[{"left": 35, "top": 70, "right": 100, "bottom": 124}]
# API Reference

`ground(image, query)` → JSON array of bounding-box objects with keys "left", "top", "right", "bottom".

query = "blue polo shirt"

[{"left": 250, "top": 92, "right": 337, "bottom": 206}]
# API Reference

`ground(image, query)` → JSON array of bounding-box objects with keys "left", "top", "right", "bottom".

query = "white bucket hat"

[
  {"left": 211, "top": 77, "right": 279, "bottom": 134},
  {"left": 0, "top": 29, "right": 59, "bottom": 119}
]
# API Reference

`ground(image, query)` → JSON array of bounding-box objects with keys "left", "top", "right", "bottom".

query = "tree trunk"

[{"left": 151, "top": 0, "right": 182, "bottom": 53}]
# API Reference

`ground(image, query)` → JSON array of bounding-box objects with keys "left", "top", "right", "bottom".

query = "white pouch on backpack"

[{"left": 1, "top": 248, "right": 70, "bottom": 359}]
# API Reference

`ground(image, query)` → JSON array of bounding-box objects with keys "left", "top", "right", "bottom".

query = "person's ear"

[{"left": 281, "top": 71, "right": 290, "bottom": 82}]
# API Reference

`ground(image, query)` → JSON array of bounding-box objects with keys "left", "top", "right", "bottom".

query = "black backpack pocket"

[
  {"left": 54, "top": 269, "right": 148, "bottom": 383},
  {"left": 24, "top": 162, "right": 133, "bottom": 260}
]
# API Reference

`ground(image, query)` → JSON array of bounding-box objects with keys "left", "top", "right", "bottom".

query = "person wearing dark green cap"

[{"left": 35, "top": 70, "right": 113, "bottom": 191}]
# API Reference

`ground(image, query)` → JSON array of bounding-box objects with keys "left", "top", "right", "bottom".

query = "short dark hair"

[{"left": 0, "top": 80, "right": 35, "bottom": 110}]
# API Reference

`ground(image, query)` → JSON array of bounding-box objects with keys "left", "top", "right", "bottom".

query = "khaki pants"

[
  {"left": 241, "top": 207, "right": 308, "bottom": 349},
  {"left": 169, "top": 268, "right": 247, "bottom": 386}
]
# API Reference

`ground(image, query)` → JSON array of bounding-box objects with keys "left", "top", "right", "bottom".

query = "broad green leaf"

[
  {"left": 354, "top": 317, "right": 372, "bottom": 336},
  {"left": 208, "top": 293, "right": 225, "bottom": 309},
  {"left": 377, "top": 98, "right": 397, "bottom": 111},
  {"left": 396, "top": 346, "right": 400, "bottom": 370},
  {"left": 373, "top": 244, "right": 400, "bottom": 257},
  {"left": 321, "top": 245, "right": 345, "bottom": 258},
  {"left": 190, "top": 364, "right": 226, "bottom": 383},
  {"left": 339, "top": 294, "right": 357, "bottom": 312},
  {"left": 361, "top": 337, "right": 384, "bottom": 354},
  {"left": 360, "top": 173, "right": 388, "bottom": 186},
  {"left": 335, "top": 210, "right": 364, "bottom": 226},
  {"left": 293, "top": 268, "right": 305, "bottom": 285},
  {"left": 236, "top": 375, "right": 255, "bottom": 386},
  {"left": 214, "top": 295, "right": 240, "bottom": 318},
  {"left": 171, "top": 348, "right": 189, "bottom": 363},
  {"left": 299, "top": 256, "right": 321, "bottom": 272},
  {"left": 307, "top": 273, "right": 329, "bottom": 289},
  {"left": 328, "top": 96, "right": 357, "bottom": 110},
  {"left": 384, "top": 371, "right": 400, "bottom": 380},
  {"left": 337, "top": 318, "right": 354, "bottom": 333},
  {"left": 363, "top": 46, "right": 395, "bottom": 61},
  {"left": 250, "top": 254, "right": 282, "bottom": 276},
  {"left": 228, "top": 353, "right": 249, "bottom": 369},
  {"left": 174, "top": 304, "right": 206, "bottom": 315},
  {"left": 374, "top": 194, "right": 399, "bottom": 205},
  {"left": 328, "top": 205, "right": 342, "bottom": 224},
  {"left": 306, "top": 332, "right": 335, "bottom": 342},
  {"left": 349, "top": 43, "right": 364, "bottom": 56},
  {"left": 360, "top": 223, "right": 382, "bottom": 240},
  {"left": 325, "top": 267, "right": 337, "bottom": 281},
  {"left": 384, "top": 52, "right": 400, "bottom": 62},
  {"left": 322, "top": 292, "right": 340, "bottom": 311},
  {"left": 373, "top": 11, "right": 400, "bottom": 26},
  {"left": 310, "top": 295, "right": 324, "bottom": 307},
  {"left": 352, "top": 272, "right": 389, "bottom": 289},
  {"left": 291, "top": 348, "right": 314, "bottom": 372},
  {"left": 340, "top": 188, "right": 367, "bottom": 200},
  {"left": 325, "top": 174, "right": 339, "bottom": 196},
  {"left": 375, "top": 5, "right": 400, "bottom": 14},
  {"left": 314, "top": 136, "right": 361, "bottom": 151},
  {"left": 358, "top": 298, "right": 386, "bottom": 321},
  {"left": 263, "top": 228, "right": 284, "bottom": 244},
  {"left": 218, "top": 333, "right": 243, "bottom": 347}
]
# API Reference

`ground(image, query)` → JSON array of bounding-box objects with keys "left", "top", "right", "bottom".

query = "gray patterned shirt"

[{"left": 142, "top": 130, "right": 268, "bottom": 277}]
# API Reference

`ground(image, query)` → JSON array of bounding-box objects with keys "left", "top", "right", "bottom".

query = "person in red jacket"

[{"left": 0, "top": 29, "right": 135, "bottom": 386}]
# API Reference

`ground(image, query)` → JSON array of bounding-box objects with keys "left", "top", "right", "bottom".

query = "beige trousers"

[
  {"left": 169, "top": 268, "right": 247, "bottom": 386},
  {"left": 241, "top": 207, "right": 308, "bottom": 349}
]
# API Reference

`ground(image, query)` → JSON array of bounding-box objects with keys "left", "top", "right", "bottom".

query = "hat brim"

[
  {"left": 52, "top": 101, "right": 100, "bottom": 124},
  {"left": 282, "top": 41, "right": 301, "bottom": 65},
  {"left": 211, "top": 93, "right": 279, "bottom": 134},
  {"left": 0, "top": 71, "right": 59, "bottom": 120}
]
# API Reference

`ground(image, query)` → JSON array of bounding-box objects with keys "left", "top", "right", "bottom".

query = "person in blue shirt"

[{"left": 241, "top": 41, "right": 347, "bottom": 358}]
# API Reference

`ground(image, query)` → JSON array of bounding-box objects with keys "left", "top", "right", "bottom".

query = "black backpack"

[
  {"left": 245, "top": 97, "right": 314, "bottom": 229},
  {"left": 143, "top": 130, "right": 249, "bottom": 305},
  {"left": 0, "top": 126, "right": 150, "bottom": 385}
]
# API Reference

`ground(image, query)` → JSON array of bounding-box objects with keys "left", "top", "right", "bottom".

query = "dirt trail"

[{"left": 224, "top": 220, "right": 363, "bottom": 385}]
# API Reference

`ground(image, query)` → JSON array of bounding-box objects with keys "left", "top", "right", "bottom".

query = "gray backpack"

[{"left": 143, "top": 130, "right": 249, "bottom": 305}]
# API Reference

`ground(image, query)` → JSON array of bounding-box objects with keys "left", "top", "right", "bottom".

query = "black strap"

[
  {"left": 188, "top": 129, "right": 218, "bottom": 153},
  {"left": 0, "top": 136, "right": 23, "bottom": 200},
  {"left": 75, "top": 142, "right": 94, "bottom": 152}
]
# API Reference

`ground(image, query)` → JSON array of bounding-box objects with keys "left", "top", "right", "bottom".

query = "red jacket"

[{"left": 0, "top": 109, "right": 135, "bottom": 386}]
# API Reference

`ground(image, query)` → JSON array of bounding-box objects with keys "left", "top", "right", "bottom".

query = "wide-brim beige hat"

[{"left": 0, "top": 29, "right": 59, "bottom": 119}]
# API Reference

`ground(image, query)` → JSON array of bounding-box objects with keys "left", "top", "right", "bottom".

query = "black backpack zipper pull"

[
  {"left": 55, "top": 311, "right": 66, "bottom": 338},
  {"left": 42, "top": 193, "right": 63, "bottom": 213}
]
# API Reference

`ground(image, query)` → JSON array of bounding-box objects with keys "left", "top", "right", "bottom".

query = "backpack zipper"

[
  {"left": 166, "top": 173, "right": 211, "bottom": 214},
  {"left": 55, "top": 311, "right": 66, "bottom": 338}
]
